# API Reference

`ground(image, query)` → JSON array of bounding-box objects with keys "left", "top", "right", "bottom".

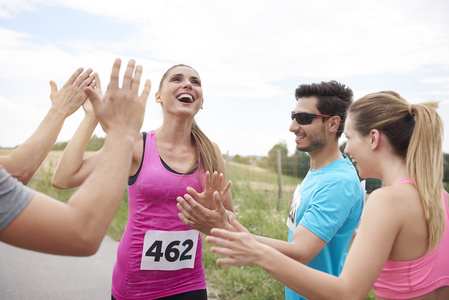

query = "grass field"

[{"left": 3, "top": 148, "right": 376, "bottom": 299}]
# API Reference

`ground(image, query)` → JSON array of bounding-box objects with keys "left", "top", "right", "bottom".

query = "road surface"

[{"left": 0, "top": 236, "right": 118, "bottom": 300}]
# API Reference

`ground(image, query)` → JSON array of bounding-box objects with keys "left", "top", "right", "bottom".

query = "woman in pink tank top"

[
  {"left": 53, "top": 64, "right": 234, "bottom": 299},
  {"left": 206, "top": 91, "right": 449, "bottom": 299}
]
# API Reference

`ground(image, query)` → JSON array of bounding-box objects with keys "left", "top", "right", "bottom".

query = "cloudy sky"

[{"left": 0, "top": 0, "right": 448, "bottom": 157}]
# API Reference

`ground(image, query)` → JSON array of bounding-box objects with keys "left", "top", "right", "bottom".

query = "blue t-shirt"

[{"left": 285, "top": 154, "right": 364, "bottom": 300}]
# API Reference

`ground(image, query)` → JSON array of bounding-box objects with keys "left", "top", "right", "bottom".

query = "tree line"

[{"left": 52, "top": 137, "right": 449, "bottom": 193}]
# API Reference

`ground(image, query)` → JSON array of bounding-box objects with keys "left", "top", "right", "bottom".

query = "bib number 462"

[
  {"left": 145, "top": 239, "right": 193, "bottom": 262},
  {"left": 140, "top": 230, "right": 199, "bottom": 271}
]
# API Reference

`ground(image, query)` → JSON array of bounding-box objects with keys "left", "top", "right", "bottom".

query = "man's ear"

[{"left": 328, "top": 116, "right": 341, "bottom": 133}]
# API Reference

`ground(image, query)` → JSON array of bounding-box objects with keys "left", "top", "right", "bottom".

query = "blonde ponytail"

[
  {"left": 191, "top": 120, "right": 219, "bottom": 189},
  {"left": 406, "top": 102, "right": 445, "bottom": 249}
]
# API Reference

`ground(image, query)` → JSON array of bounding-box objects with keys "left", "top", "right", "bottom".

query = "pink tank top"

[
  {"left": 373, "top": 179, "right": 449, "bottom": 299},
  {"left": 111, "top": 131, "right": 206, "bottom": 300}
]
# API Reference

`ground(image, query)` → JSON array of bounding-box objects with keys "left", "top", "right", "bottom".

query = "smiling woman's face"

[{"left": 156, "top": 66, "right": 204, "bottom": 116}]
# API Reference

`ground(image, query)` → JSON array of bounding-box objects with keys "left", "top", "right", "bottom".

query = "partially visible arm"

[
  {"left": 254, "top": 225, "right": 327, "bottom": 265},
  {"left": 207, "top": 189, "right": 399, "bottom": 300},
  {"left": 0, "top": 68, "right": 94, "bottom": 184},
  {"left": 0, "top": 59, "right": 151, "bottom": 256},
  {"left": 52, "top": 73, "right": 103, "bottom": 189}
]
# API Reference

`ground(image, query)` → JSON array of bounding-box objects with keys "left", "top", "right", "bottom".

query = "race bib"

[
  {"left": 140, "top": 230, "right": 199, "bottom": 271},
  {"left": 286, "top": 184, "right": 301, "bottom": 232}
]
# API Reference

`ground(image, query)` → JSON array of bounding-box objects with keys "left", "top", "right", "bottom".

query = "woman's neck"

[{"left": 155, "top": 118, "right": 194, "bottom": 147}]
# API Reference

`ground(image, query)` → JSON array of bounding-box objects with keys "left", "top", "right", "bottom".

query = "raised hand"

[
  {"left": 177, "top": 190, "right": 235, "bottom": 235},
  {"left": 84, "top": 59, "right": 151, "bottom": 137},
  {"left": 186, "top": 171, "right": 231, "bottom": 210},
  {"left": 82, "top": 72, "right": 102, "bottom": 117},
  {"left": 49, "top": 67, "right": 94, "bottom": 117}
]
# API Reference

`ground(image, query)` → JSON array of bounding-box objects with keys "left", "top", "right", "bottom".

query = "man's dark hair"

[{"left": 295, "top": 80, "right": 353, "bottom": 138}]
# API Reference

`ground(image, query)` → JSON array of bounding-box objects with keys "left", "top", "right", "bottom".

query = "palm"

[{"left": 187, "top": 171, "right": 231, "bottom": 210}]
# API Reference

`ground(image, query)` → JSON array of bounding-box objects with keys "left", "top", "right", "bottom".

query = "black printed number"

[{"left": 145, "top": 239, "right": 194, "bottom": 262}]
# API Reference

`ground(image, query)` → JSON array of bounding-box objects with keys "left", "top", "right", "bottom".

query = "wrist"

[
  {"left": 47, "top": 106, "right": 70, "bottom": 121},
  {"left": 84, "top": 113, "right": 98, "bottom": 125},
  {"left": 106, "top": 128, "right": 139, "bottom": 145}
]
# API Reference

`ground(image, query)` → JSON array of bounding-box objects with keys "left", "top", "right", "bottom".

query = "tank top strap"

[{"left": 395, "top": 178, "right": 413, "bottom": 185}]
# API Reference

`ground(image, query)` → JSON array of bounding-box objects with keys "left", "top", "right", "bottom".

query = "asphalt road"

[{"left": 0, "top": 236, "right": 118, "bottom": 300}]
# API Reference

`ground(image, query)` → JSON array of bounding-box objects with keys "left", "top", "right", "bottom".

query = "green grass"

[{"left": 28, "top": 160, "right": 378, "bottom": 299}]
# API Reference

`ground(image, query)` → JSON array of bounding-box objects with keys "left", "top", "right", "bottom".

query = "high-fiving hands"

[{"left": 84, "top": 59, "right": 151, "bottom": 138}]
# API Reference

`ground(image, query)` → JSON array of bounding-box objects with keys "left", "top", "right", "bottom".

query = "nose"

[
  {"left": 289, "top": 119, "right": 299, "bottom": 132},
  {"left": 343, "top": 143, "right": 349, "bottom": 156},
  {"left": 183, "top": 79, "right": 193, "bottom": 89}
]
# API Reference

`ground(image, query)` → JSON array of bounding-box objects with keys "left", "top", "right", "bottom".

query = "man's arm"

[
  {"left": 178, "top": 191, "right": 326, "bottom": 264},
  {"left": 0, "top": 68, "right": 94, "bottom": 184},
  {"left": 0, "top": 59, "right": 151, "bottom": 256}
]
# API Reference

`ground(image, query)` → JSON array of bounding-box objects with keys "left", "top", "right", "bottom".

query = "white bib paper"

[{"left": 140, "top": 230, "right": 199, "bottom": 271}]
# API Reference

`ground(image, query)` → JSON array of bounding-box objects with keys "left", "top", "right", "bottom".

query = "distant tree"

[
  {"left": 51, "top": 141, "right": 68, "bottom": 151},
  {"left": 258, "top": 156, "right": 270, "bottom": 169},
  {"left": 267, "top": 142, "right": 288, "bottom": 172},
  {"left": 233, "top": 154, "right": 251, "bottom": 165},
  {"left": 86, "top": 135, "right": 105, "bottom": 151},
  {"left": 289, "top": 151, "right": 310, "bottom": 178},
  {"left": 51, "top": 135, "right": 105, "bottom": 152}
]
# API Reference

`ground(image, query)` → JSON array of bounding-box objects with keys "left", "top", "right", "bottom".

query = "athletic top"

[
  {"left": 373, "top": 178, "right": 449, "bottom": 299},
  {"left": 0, "top": 166, "right": 34, "bottom": 231},
  {"left": 111, "top": 131, "right": 206, "bottom": 300},
  {"left": 285, "top": 154, "right": 364, "bottom": 300}
]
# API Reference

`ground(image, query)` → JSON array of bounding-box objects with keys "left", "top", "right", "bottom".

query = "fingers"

[
  {"left": 131, "top": 64, "right": 142, "bottom": 94},
  {"left": 140, "top": 79, "right": 151, "bottom": 100},
  {"left": 122, "top": 59, "right": 136, "bottom": 89},
  {"left": 221, "top": 180, "right": 232, "bottom": 197},
  {"left": 63, "top": 67, "right": 84, "bottom": 87},
  {"left": 211, "top": 171, "right": 219, "bottom": 190},
  {"left": 73, "top": 68, "right": 93, "bottom": 87},
  {"left": 49, "top": 80, "right": 58, "bottom": 95},
  {"left": 204, "top": 171, "right": 211, "bottom": 190},
  {"left": 213, "top": 191, "right": 223, "bottom": 211},
  {"left": 217, "top": 172, "right": 223, "bottom": 189},
  {"left": 109, "top": 58, "right": 122, "bottom": 89},
  {"left": 178, "top": 211, "right": 194, "bottom": 227},
  {"left": 228, "top": 214, "right": 248, "bottom": 233},
  {"left": 93, "top": 72, "right": 102, "bottom": 93},
  {"left": 84, "top": 87, "right": 102, "bottom": 112},
  {"left": 176, "top": 196, "right": 192, "bottom": 217},
  {"left": 186, "top": 186, "right": 201, "bottom": 199}
]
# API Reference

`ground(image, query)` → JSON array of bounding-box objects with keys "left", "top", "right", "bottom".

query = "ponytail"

[
  {"left": 406, "top": 102, "right": 445, "bottom": 250},
  {"left": 190, "top": 120, "right": 219, "bottom": 189}
]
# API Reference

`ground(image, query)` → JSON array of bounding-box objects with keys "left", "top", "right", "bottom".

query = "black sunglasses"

[{"left": 291, "top": 111, "right": 335, "bottom": 125}]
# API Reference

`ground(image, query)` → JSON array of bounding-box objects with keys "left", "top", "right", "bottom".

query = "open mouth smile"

[{"left": 177, "top": 93, "right": 194, "bottom": 103}]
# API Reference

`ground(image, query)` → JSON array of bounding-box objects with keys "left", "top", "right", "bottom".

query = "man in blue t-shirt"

[
  {"left": 281, "top": 81, "right": 364, "bottom": 300},
  {"left": 177, "top": 81, "right": 364, "bottom": 300}
]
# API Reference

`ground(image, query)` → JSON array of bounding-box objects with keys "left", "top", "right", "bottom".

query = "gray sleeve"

[{"left": 0, "top": 166, "right": 35, "bottom": 232}]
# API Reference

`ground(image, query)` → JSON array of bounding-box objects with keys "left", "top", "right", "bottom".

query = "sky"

[{"left": 0, "top": 0, "right": 448, "bottom": 157}]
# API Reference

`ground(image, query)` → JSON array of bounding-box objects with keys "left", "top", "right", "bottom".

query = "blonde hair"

[
  {"left": 158, "top": 64, "right": 220, "bottom": 186},
  {"left": 348, "top": 91, "right": 445, "bottom": 249}
]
